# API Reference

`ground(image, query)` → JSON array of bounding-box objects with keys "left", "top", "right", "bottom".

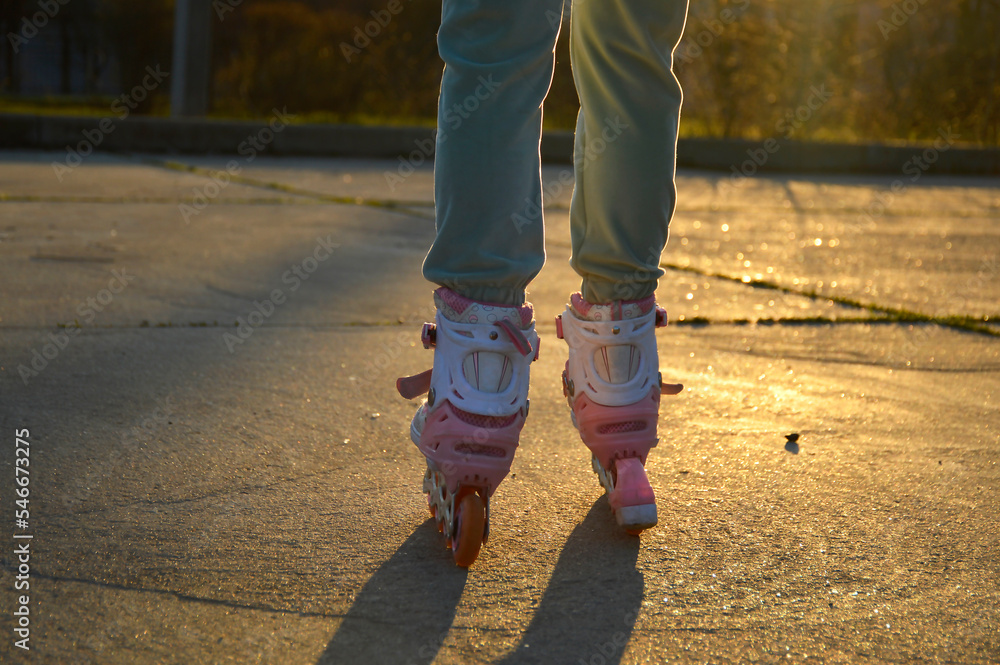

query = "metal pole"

[{"left": 170, "top": 0, "right": 212, "bottom": 117}]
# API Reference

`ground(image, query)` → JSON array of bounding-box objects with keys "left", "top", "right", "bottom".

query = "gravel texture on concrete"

[{"left": 0, "top": 151, "right": 997, "bottom": 664}]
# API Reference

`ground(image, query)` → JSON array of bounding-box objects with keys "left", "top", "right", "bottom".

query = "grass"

[{"left": 0, "top": 94, "right": 120, "bottom": 117}]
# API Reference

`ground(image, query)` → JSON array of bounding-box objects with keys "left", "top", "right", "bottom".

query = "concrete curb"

[{"left": 1, "top": 112, "right": 997, "bottom": 175}]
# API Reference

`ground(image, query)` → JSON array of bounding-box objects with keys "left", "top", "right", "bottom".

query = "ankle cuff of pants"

[
  {"left": 434, "top": 283, "right": 526, "bottom": 307},
  {"left": 582, "top": 280, "right": 657, "bottom": 305}
]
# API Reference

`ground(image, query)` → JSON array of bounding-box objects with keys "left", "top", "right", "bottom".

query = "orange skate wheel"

[{"left": 452, "top": 492, "right": 486, "bottom": 567}]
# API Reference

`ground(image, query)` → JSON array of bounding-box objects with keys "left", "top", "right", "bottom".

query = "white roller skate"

[
  {"left": 396, "top": 288, "right": 538, "bottom": 566},
  {"left": 556, "top": 293, "right": 682, "bottom": 534}
]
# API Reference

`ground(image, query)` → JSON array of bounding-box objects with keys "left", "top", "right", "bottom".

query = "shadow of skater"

[
  {"left": 496, "top": 498, "right": 644, "bottom": 665},
  {"left": 317, "top": 520, "right": 468, "bottom": 665}
]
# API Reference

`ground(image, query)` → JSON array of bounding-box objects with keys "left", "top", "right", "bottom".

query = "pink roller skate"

[
  {"left": 396, "top": 288, "right": 539, "bottom": 566},
  {"left": 556, "top": 293, "right": 683, "bottom": 534}
]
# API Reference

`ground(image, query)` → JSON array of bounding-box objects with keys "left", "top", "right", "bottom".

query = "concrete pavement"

[{"left": 0, "top": 150, "right": 998, "bottom": 664}]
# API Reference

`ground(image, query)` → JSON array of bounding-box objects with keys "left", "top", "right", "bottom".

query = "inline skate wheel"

[{"left": 452, "top": 491, "right": 486, "bottom": 567}]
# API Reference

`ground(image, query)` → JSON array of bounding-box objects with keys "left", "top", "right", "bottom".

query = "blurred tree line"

[{"left": 2, "top": 0, "right": 997, "bottom": 144}]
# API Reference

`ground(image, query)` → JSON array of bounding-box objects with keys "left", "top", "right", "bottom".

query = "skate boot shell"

[
  {"left": 556, "top": 294, "right": 682, "bottom": 534},
  {"left": 397, "top": 288, "right": 538, "bottom": 566}
]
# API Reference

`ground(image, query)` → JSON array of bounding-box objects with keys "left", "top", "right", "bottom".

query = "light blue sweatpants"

[{"left": 423, "top": 0, "right": 689, "bottom": 306}]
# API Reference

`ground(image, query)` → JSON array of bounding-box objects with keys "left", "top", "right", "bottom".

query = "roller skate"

[
  {"left": 556, "top": 293, "right": 682, "bottom": 535},
  {"left": 396, "top": 288, "right": 539, "bottom": 566}
]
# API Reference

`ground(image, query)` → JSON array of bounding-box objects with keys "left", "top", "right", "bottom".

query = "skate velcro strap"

[
  {"left": 421, "top": 322, "right": 437, "bottom": 349},
  {"left": 396, "top": 369, "right": 433, "bottom": 399},
  {"left": 494, "top": 320, "right": 533, "bottom": 357},
  {"left": 655, "top": 307, "right": 669, "bottom": 328},
  {"left": 661, "top": 382, "right": 683, "bottom": 395}
]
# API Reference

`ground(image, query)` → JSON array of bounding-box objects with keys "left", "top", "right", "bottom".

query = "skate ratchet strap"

[
  {"left": 421, "top": 322, "right": 436, "bottom": 348},
  {"left": 396, "top": 369, "right": 432, "bottom": 399},
  {"left": 493, "top": 320, "right": 533, "bottom": 357}
]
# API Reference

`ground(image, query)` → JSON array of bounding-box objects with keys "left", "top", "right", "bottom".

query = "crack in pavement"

[
  {"left": 0, "top": 194, "right": 309, "bottom": 205},
  {"left": 42, "top": 467, "right": 353, "bottom": 520},
  {"left": 2, "top": 317, "right": 995, "bottom": 334},
  {"left": 0, "top": 564, "right": 345, "bottom": 620},
  {"left": 5, "top": 192, "right": 995, "bottom": 220},
  {"left": 146, "top": 158, "right": 436, "bottom": 220},
  {"left": 660, "top": 263, "right": 1000, "bottom": 337},
  {"left": 0, "top": 563, "right": 519, "bottom": 632},
  {"left": 734, "top": 347, "right": 1000, "bottom": 371},
  {"left": 550, "top": 202, "right": 1000, "bottom": 218},
  {"left": 5, "top": 165, "right": 995, "bottom": 336}
]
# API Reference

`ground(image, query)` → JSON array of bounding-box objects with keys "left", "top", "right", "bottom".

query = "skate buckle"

[
  {"left": 555, "top": 314, "right": 564, "bottom": 339},
  {"left": 421, "top": 322, "right": 437, "bottom": 348},
  {"left": 654, "top": 307, "right": 669, "bottom": 328},
  {"left": 562, "top": 370, "right": 574, "bottom": 397}
]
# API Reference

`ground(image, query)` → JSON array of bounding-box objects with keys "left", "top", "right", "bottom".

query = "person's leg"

[
  {"left": 557, "top": 0, "right": 689, "bottom": 533},
  {"left": 423, "top": 0, "right": 566, "bottom": 307},
  {"left": 404, "top": 1, "right": 564, "bottom": 565},
  {"left": 569, "top": 0, "right": 688, "bottom": 303}
]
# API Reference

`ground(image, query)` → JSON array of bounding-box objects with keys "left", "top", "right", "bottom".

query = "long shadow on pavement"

[
  {"left": 316, "top": 519, "right": 468, "bottom": 665},
  {"left": 496, "top": 498, "right": 643, "bottom": 665}
]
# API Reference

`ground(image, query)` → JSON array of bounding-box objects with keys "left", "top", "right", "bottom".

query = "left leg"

[
  {"left": 568, "top": 0, "right": 688, "bottom": 303},
  {"left": 557, "top": 0, "right": 689, "bottom": 532}
]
